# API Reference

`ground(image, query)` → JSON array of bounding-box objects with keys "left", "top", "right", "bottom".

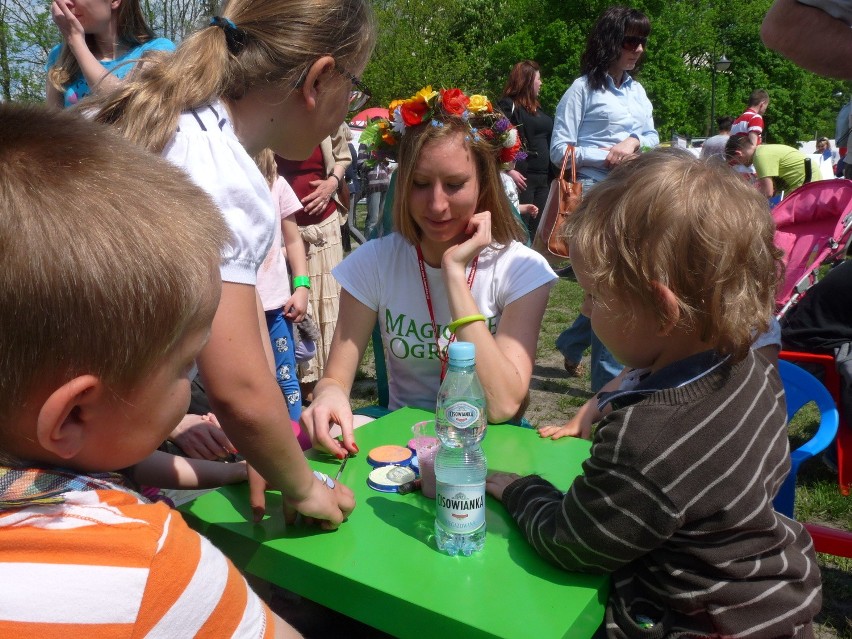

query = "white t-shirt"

[
  {"left": 163, "top": 101, "right": 274, "bottom": 285},
  {"left": 257, "top": 176, "right": 303, "bottom": 310},
  {"left": 333, "top": 233, "right": 557, "bottom": 410},
  {"left": 500, "top": 172, "right": 520, "bottom": 208}
]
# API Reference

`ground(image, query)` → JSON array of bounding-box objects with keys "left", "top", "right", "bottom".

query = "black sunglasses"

[{"left": 621, "top": 36, "right": 647, "bottom": 52}]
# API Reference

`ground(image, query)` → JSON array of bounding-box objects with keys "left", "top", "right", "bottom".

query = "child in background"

[
  {"left": 255, "top": 149, "right": 311, "bottom": 421},
  {"left": 500, "top": 161, "right": 539, "bottom": 219},
  {"left": 487, "top": 149, "right": 821, "bottom": 637},
  {"left": 0, "top": 104, "right": 300, "bottom": 637}
]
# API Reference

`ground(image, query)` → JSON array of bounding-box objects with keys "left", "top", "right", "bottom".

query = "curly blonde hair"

[{"left": 566, "top": 148, "right": 783, "bottom": 362}]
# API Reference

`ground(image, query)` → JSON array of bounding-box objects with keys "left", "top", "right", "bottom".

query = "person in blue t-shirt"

[{"left": 46, "top": 0, "right": 174, "bottom": 108}]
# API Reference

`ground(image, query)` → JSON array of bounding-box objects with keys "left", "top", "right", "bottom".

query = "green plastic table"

[{"left": 180, "top": 407, "right": 608, "bottom": 639}]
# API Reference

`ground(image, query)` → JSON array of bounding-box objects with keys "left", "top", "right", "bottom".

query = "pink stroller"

[{"left": 773, "top": 179, "right": 852, "bottom": 318}]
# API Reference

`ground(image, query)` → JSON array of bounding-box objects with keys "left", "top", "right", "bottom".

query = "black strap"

[{"left": 804, "top": 157, "right": 812, "bottom": 183}]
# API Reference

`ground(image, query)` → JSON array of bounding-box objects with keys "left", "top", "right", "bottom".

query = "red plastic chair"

[
  {"left": 779, "top": 350, "right": 851, "bottom": 496},
  {"left": 805, "top": 523, "right": 852, "bottom": 558}
]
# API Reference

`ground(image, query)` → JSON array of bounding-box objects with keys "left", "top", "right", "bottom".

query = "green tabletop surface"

[{"left": 180, "top": 407, "right": 608, "bottom": 639}]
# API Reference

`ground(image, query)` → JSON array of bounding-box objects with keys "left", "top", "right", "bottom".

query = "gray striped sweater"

[{"left": 504, "top": 351, "right": 821, "bottom": 638}]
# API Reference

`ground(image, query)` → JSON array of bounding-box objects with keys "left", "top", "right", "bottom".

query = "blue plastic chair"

[{"left": 773, "top": 360, "right": 840, "bottom": 518}]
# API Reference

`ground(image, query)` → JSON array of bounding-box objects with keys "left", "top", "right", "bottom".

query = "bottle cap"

[
  {"left": 448, "top": 341, "right": 475, "bottom": 367},
  {"left": 367, "top": 445, "right": 414, "bottom": 468},
  {"left": 367, "top": 464, "right": 417, "bottom": 493}
]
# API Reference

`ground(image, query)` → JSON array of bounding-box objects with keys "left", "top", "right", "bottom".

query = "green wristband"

[
  {"left": 293, "top": 276, "right": 311, "bottom": 290},
  {"left": 447, "top": 314, "right": 486, "bottom": 334}
]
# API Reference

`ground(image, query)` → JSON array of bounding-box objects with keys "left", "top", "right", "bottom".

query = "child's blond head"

[
  {"left": 566, "top": 149, "right": 782, "bottom": 361},
  {"left": 0, "top": 104, "right": 229, "bottom": 422}
]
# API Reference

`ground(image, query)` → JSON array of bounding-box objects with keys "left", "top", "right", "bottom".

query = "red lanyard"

[{"left": 415, "top": 245, "right": 478, "bottom": 381}]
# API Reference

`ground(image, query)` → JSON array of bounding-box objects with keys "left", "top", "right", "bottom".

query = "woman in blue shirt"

[
  {"left": 46, "top": 0, "right": 174, "bottom": 108},
  {"left": 551, "top": 6, "right": 658, "bottom": 392}
]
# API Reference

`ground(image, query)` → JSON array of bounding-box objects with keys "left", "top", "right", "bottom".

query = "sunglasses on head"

[{"left": 621, "top": 36, "right": 647, "bottom": 51}]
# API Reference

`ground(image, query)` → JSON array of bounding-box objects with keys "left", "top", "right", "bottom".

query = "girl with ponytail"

[{"left": 91, "top": 0, "right": 376, "bottom": 528}]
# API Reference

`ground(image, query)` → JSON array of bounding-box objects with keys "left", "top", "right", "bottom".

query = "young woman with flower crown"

[{"left": 302, "top": 87, "right": 558, "bottom": 458}]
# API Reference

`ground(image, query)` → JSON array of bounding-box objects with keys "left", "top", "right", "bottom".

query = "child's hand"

[
  {"left": 537, "top": 415, "right": 593, "bottom": 440},
  {"left": 486, "top": 471, "right": 521, "bottom": 501},
  {"left": 282, "top": 287, "right": 309, "bottom": 322},
  {"left": 519, "top": 204, "right": 539, "bottom": 218},
  {"left": 50, "top": 0, "right": 85, "bottom": 46},
  {"left": 169, "top": 413, "right": 237, "bottom": 460},
  {"left": 224, "top": 460, "right": 249, "bottom": 485}
]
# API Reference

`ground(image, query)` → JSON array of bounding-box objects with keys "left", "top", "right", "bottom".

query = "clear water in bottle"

[
  {"left": 434, "top": 444, "right": 487, "bottom": 556},
  {"left": 434, "top": 342, "right": 487, "bottom": 556}
]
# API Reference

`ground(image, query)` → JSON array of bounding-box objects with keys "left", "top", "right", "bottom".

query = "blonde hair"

[
  {"left": 393, "top": 120, "right": 527, "bottom": 246},
  {"left": 47, "top": 0, "right": 155, "bottom": 94},
  {"left": 0, "top": 104, "right": 229, "bottom": 422},
  {"left": 254, "top": 148, "right": 278, "bottom": 187},
  {"left": 566, "top": 148, "right": 783, "bottom": 361},
  {"left": 92, "top": 0, "right": 376, "bottom": 153}
]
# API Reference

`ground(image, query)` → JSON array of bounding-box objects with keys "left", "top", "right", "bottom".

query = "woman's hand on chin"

[{"left": 441, "top": 211, "right": 492, "bottom": 275}]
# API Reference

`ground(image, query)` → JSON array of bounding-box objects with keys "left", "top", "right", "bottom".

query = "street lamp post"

[{"left": 710, "top": 54, "right": 731, "bottom": 135}]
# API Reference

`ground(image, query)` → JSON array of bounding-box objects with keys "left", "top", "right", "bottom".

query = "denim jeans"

[
  {"left": 364, "top": 190, "right": 387, "bottom": 240},
  {"left": 555, "top": 314, "right": 622, "bottom": 392}
]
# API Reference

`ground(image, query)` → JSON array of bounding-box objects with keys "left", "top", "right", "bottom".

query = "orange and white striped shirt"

[{"left": 0, "top": 488, "right": 274, "bottom": 638}]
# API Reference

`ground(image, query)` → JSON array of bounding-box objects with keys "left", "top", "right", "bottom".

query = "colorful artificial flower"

[
  {"left": 440, "top": 88, "right": 470, "bottom": 115},
  {"left": 415, "top": 86, "right": 439, "bottom": 103},
  {"left": 467, "top": 94, "right": 491, "bottom": 113},
  {"left": 358, "top": 86, "right": 527, "bottom": 169}
]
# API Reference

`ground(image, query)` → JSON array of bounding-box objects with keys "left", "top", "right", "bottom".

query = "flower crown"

[{"left": 359, "top": 86, "right": 527, "bottom": 169}]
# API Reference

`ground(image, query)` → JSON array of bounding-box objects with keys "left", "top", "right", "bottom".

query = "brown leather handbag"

[{"left": 533, "top": 146, "right": 581, "bottom": 262}]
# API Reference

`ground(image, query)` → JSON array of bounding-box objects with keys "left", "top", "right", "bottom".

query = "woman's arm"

[
  {"left": 457, "top": 285, "right": 550, "bottom": 422},
  {"left": 300, "top": 290, "right": 377, "bottom": 457},
  {"left": 442, "top": 213, "right": 551, "bottom": 422},
  {"left": 549, "top": 80, "right": 586, "bottom": 165},
  {"left": 280, "top": 215, "right": 310, "bottom": 322},
  {"left": 197, "top": 282, "right": 354, "bottom": 527}
]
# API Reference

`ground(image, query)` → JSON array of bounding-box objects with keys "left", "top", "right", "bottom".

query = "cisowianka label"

[
  {"left": 436, "top": 482, "right": 486, "bottom": 533},
  {"left": 444, "top": 401, "right": 481, "bottom": 429}
]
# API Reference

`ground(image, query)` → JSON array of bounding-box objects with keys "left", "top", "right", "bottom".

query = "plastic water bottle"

[{"left": 434, "top": 342, "right": 487, "bottom": 556}]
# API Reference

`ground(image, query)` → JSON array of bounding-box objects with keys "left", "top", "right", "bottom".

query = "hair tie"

[{"left": 210, "top": 16, "right": 248, "bottom": 55}]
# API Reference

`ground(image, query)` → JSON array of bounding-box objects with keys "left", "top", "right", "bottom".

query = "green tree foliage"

[
  {"left": 366, "top": 0, "right": 848, "bottom": 145},
  {"left": 4, "top": 0, "right": 847, "bottom": 144},
  {"left": 1, "top": 0, "right": 57, "bottom": 102}
]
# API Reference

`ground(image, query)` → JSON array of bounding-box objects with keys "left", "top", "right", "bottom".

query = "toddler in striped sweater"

[{"left": 488, "top": 149, "right": 821, "bottom": 639}]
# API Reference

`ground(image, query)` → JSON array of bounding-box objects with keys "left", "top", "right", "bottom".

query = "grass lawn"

[{"left": 344, "top": 209, "right": 852, "bottom": 637}]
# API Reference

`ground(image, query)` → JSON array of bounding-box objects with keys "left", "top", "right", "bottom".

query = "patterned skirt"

[{"left": 298, "top": 212, "right": 343, "bottom": 382}]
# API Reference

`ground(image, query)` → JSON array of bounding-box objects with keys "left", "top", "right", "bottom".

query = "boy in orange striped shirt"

[{"left": 0, "top": 104, "right": 301, "bottom": 639}]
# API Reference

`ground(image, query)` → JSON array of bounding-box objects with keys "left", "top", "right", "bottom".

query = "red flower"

[
  {"left": 440, "top": 88, "right": 470, "bottom": 115},
  {"left": 499, "top": 136, "right": 521, "bottom": 163},
  {"left": 400, "top": 98, "right": 428, "bottom": 126}
]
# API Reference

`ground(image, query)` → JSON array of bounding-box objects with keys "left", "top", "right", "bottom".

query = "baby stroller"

[
  {"left": 773, "top": 179, "right": 852, "bottom": 498},
  {"left": 773, "top": 179, "right": 852, "bottom": 319}
]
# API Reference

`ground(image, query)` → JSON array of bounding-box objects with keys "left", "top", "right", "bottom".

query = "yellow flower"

[
  {"left": 388, "top": 99, "right": 406, "bottom": 111},
  {"left": 468, "top": 94, "right": 490, "bottom": 113},
  {"left": 416, "top": 86, "right": 439, "bottom": 103}
]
